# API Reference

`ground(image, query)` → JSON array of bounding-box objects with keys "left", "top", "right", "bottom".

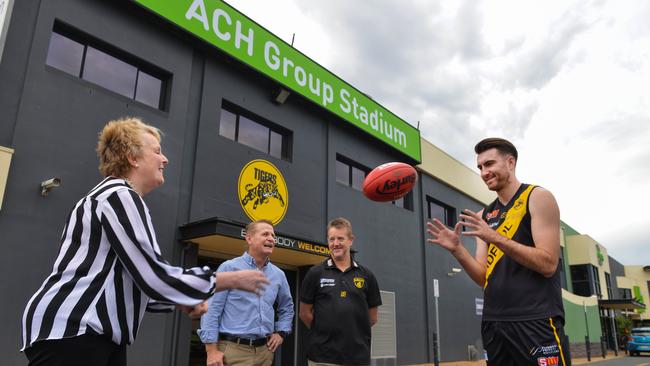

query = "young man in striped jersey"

[
  {"left": 21, "top": 118, "right": 269, "bottom": 366},
  {"left": 427, "top": 138, "right": 568, "bottom": 366}
]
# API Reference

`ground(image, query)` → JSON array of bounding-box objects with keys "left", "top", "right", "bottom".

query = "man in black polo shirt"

[{"left": 299, "top": 218, "right": 382, "bottom": 366}]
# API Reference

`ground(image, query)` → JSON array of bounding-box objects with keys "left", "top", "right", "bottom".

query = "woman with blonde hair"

[{"left": 21, "top": 117, "right": 269, "bottom": 366}]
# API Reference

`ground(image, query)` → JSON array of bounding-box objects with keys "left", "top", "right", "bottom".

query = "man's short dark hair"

[{"left": 474, "top": 137, "right": 518, "bottom": 161}]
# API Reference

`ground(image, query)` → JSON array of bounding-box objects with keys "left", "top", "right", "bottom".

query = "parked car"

[{"left": 628, "top": 327, "right": 650, "bottom": 356}]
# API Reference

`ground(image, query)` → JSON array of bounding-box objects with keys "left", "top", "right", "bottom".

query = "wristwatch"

[{"left": 276, "top": 331, "right": 288, "bottom": 339}]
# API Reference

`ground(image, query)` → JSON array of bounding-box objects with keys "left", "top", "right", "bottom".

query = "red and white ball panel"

[{"left": 362, "top": 162, "right": 417, "bottom": 202}]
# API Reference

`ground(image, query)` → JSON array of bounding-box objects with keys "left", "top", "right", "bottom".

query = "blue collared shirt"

[{"left": 198, "top": 252, "right": 294, "bottom": 343}]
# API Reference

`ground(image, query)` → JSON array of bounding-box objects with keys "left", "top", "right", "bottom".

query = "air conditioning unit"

[
  {"left": 371, "top": 291, "right": 397, "bottom": 366},
  {"left": 467, "top": 345, "right": 478, "bottom": 361}
]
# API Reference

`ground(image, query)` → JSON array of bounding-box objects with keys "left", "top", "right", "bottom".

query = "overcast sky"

[{"left": 226, "top": 0, "right": 650, "bottom": 266}]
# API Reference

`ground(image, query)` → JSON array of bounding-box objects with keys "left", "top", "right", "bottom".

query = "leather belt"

[{"left": 219, "top": 333, "right": 267, "bottom": 347}]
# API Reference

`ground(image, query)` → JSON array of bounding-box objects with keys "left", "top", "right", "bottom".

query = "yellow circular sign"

[{"left": 238, "top": 159, "right": 288, "bottom": 225}]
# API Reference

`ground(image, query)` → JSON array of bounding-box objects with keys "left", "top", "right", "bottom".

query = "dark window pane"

[
  {"left": 135, "top": 70, "right": 162, "bottom": 108},
  {"left": 83, "top": 46, "right": 137, "bottom": 98},
  {"left": 429, "top": 201, "right": 446, "bottom": 223},
  {"left": 351, "top": 166, "right": 365, "bottom": 191},
  {"left": 219, "top": 109, "right": 237, "bottom": 140},
  {"left": 570, "top": 265, "right": 588, "bottom": 281},
  {"left": 573, "top": 282, "right": 591, "bottom": 297},
  {"left": 238, "top": 115, "right": 268, "bottom": 153},
  {"left": 269, "top": 130, "right": 282, "bottom": 159},
  {"left": 46, "top": 32, "right": 84, "bottom": 76},
  {"left": 336, "top": 160, "right": 349, "bottom": 185},
  {"left": 403, "top": 192, "right": 413, "bottom": 211},
  {"left": 559, "top": 257, "right": 568, "bottom": 290},
  {"left": 446, "top": 208, "right": 457, "bottom": 226}
]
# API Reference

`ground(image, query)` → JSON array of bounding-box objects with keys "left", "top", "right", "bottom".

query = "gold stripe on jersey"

[
  {"left": 484, "top": 185, "right": 536, "bottom": 289},
  {"left": 549, "top": 317, "right": 567, "bottom": 366}
]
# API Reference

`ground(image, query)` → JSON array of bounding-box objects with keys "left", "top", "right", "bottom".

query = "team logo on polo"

[
  {"left": 513, "top": 199, "right": 524, "bottom": 211},
  {"left": 238, "top": 160, "right": 288, "bottom": 225},
  {"left": 354, "top": 277, "right": 365, "bottom": 288}
]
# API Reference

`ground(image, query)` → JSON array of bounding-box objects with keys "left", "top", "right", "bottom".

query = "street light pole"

[
  {"left": 584, "top": 301, "right": 591, "bottom": 361},
  {"left": 433, "top": 278, "right": 440, "bottom": 366}
]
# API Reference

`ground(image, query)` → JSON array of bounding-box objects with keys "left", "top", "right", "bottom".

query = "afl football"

[{"left": 362, "top": 162, "right": 417, "bottom": 202}]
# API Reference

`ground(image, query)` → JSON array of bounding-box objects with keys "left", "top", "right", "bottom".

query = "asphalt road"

[{"left": 578, "top": 355, "right": 650, "bottom": 366}]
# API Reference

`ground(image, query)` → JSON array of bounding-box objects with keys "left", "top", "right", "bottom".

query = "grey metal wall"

[
  {"left": 420, "top": 174, "right": 486, "bottom": 361},
  {"left": 609, "top": 257, "right": 625, "bottom": 298},
  {"left": 189, "top": 54, "right": 328, "bottom": 242},
  {"left": 0, "top": 0, "right": 491, "bottom": 365}
]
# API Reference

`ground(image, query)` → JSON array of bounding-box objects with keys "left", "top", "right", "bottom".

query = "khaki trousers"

[
  {"left": 218, "top": 340, "right": 273, "bottom": 366},
  {"left": 307, "top": 360, "right": 344, "bottom": 366}
]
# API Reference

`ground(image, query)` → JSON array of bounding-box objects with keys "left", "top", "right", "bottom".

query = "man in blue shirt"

[{"left": 199, "top": 220, "right": 294, "bottom": 366}]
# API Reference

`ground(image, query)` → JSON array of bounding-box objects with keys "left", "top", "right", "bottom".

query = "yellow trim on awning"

[{"left": 0, "top": 146, "right": 15, "bottom": 211}]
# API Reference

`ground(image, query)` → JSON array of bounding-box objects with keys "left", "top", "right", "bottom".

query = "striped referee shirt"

[{"left": 22, "top": 177, "right": 216, "bottom": 350}]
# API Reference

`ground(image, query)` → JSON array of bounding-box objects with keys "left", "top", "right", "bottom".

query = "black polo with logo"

[{"left": 300, "top": 258, "right": 382, "bottom": 365}]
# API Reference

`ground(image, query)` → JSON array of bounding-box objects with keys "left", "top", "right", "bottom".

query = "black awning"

[
  {"left": 598, "top": 298, "right": 646, "bottom": 310},
  {"left": 179, "top": 216, "right": 329, "bottom": 257}
]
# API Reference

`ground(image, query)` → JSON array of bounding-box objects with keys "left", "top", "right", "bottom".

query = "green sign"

[
  {"left": 633, "top": 286, "right": 645, "bottom": 314},
  {"left": 133, "top": 0, "right": 421, "bottom": 161},
  {"left": 595, "top": 244, "right": 604, "bottom": 266}
]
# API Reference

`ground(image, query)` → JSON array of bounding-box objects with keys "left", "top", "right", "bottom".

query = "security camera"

[{"left": 41, "top": 177, "right": 61, "bottom": 196}]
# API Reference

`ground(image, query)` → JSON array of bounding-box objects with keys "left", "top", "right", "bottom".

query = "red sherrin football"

[{"left": 362, "top": 162, "right": 417, "bottom": 202}]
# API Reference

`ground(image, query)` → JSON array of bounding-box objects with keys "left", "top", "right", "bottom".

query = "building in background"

[{"left": 561, "top": 225, "right": 646, "bottom": 356}]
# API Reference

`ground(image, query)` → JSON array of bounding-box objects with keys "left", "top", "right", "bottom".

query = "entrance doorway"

[
  {"left": 188, "top": 256, "right": 299, "bottom": 366},
  {"left": 179, "top": 218, "right": 329, "bottom": 365}
]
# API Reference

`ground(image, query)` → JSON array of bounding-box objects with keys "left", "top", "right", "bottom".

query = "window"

[
  {"left": 570, "top": 264, "right": 602, "bottom": 298},
  {"left": 620, "top": 288, "right": 632, "bottom": 299},
  {"left": 558, "top": 256, "right": 568, "bottom": 291},
  {"left": 391, "top": 192, "right": 413, "bottom": 211},
  {"left": 219, "top": 102, "right": 291, "bottom": 160},
  {"left": 427, "top": 197, "right": 456, "bottom": 227},
  {"left": 592, "top": 266, "right": 602, "bottom": 298},
  {"left": 45, "top": 23, "right": 169, "bottom": 110},
  {"left": 335, "top": 155, "right": 369, "bottom": 191},
  {"left": 605, "top": 272, "right": 613, "bottom": 299},
  {"left": 570, "top": 264, "right": 590, "bottom": 297}
]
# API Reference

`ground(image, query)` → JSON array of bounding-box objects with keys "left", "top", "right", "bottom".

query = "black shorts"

[
  {"left": 482, "top": 317, "right": 570, "bottom": 366},
  {"left": 25, "top": 334, "right": 126, "bottom": 366}
]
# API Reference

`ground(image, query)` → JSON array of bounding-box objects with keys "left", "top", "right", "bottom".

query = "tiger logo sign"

[{"left": 238, "top": 160, "right": 288, "bottom": 225}]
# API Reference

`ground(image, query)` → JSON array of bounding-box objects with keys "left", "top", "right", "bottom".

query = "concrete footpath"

[{"left": 572, "top": 354, "right": 625, "bottom": 365}]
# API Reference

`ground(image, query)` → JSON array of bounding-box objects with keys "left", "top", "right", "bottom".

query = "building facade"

[{"left": 1, "top": 1, "right": 647, "bottom": 366}]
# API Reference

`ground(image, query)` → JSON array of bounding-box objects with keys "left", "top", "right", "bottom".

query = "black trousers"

[
  {"left": 25, "top": 334, "right": 126, "bottom": 366},
  {"left": 482, "top": 317, "right": 570, "bottom": 366}
]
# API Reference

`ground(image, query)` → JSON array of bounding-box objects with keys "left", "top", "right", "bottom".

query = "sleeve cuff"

[
  {"left": 204, "top": 266, "right": 218, "bottom": 295},
  {"left": 197, "top": 329, "right": 219, "bottom": 344}
]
